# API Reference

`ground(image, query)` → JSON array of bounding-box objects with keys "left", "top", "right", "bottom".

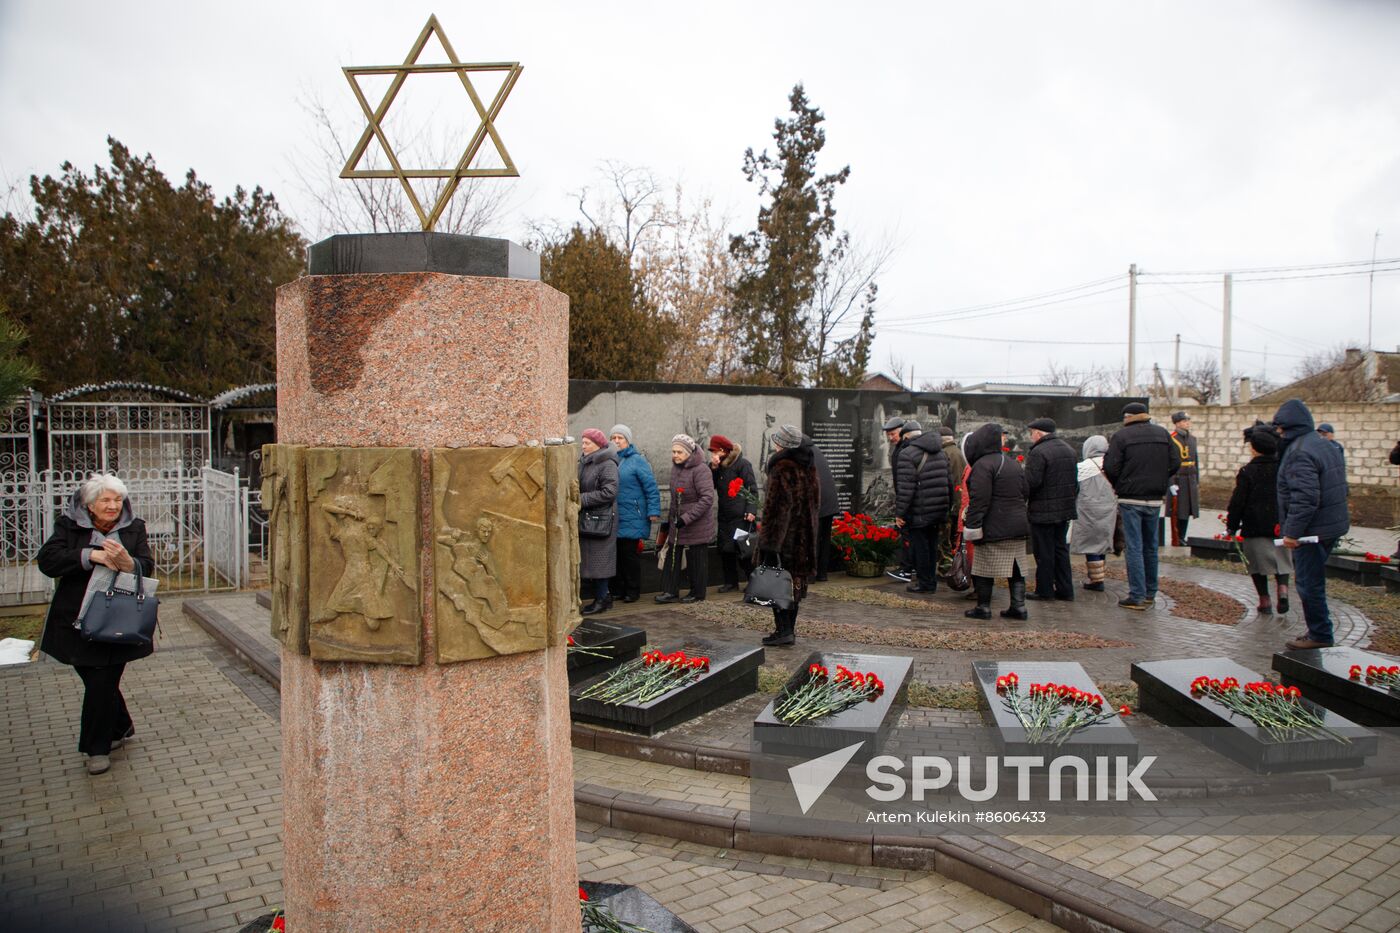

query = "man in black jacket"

[
  {"left": 882, "top": 416, "right": 916, "bottom": 581},
  {"left": 895, "top": 422, "right": 954, "bottom": 593},
  {"left": 1024, "top": 418, "right": 1079, "bottom": 601},
  {"left": 1103, "top": 403, "right": 1181, "bottom": 610}
]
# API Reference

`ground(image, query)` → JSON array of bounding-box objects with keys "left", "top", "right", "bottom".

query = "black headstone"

[
  {"left": 579, "top": 881, "right": 698, "bottom": 933},
  {"left": 1131, "top": 657, "right": 1376, "bottom": 773},
  {"left": 566, "top": 620, "right": 647, "bottom": 686},
  {"left": 1273, "top": 646, "right": 1400, "bottom": 727},
  {"left": 307, "top": 232, "right": 540, "bottom": 279},
  {"left": 753, "top": 651, "right": 913, "bottom": 763},
  {"left": 569, "top": 638, "right": 764, "bottom": 736},
  {"left": 973, "top": 660, "right": 1137, "bottom": 763}
]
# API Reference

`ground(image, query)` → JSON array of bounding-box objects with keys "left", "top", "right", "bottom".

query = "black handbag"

[
  {"left": 948, "top": 540, "right": 972, "bottom": 591},
  {"left": 78, "top": 562, "right": 159, "bottom": 648},
  {"left": 734, "top": 521, "right": 757, "bottom": 560},
  {"left": 743, "top": 557, "right": 795, "bottom": 610},
  {"left": 579, "top": 508, "right": 614, "bottom": 538}
]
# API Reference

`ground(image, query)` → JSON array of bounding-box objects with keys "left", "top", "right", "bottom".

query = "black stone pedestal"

[
  {"left": 973, "top": 660, "right": 1137, "bottom": 763},
  {"left": 570, "top": 638, "right": 763, "bottom": 736},
  {"left": 1131, "top": 657, "right": 1376, "bottom": 773},
  {"left": 307, "top": 232, "right": 540, "bottom": 279},
  {"left": 753, "top": 651, "right": 913, "bottom": 763},
  {"left": 567, "top": 620, "right": 647, "bottom": 686},
  {"left": 1273, "top": 646, "right": 1400, "bottom": 727}
]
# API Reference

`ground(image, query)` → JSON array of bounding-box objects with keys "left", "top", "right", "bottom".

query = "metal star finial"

[{"left": 340, "top": 15, "right": 522, "bottom": 231}]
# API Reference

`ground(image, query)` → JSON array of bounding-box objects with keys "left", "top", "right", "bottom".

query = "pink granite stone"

[{"left": 276, "top": 272, "right": 580, "bottom": 932}]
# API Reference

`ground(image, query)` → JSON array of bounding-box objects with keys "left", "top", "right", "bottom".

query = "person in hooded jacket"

[
  {"left": 757, "top": 425, "right": 820, "bottom": 645},
  {"left": 1070, "top": 435, "right": 1116, "bottom": 592},
  {"left": 709, "top": 434, "right": 757, "bottom": 593},
  {"left": 609, "top": 425, "right": 660, "bottom": 603},
  {"left": 1226, "top": 422, "right": 1292, "bottom": 616},
  {"left": 1272, "top": 399, "right": 1349, "bottom": 649},
  {"left": 894, "top": 421, "right": 954, "bottom": 593},
  {"left": 578, "top": 429, "right": 620, "bottom": 615},
  {"left": 654, "top": 434, "right": 716, "bottom": 603},
  {"left": 961, "top": 423, "right": 1032, "bottom": 619},
  {"left": 1024, "top": 418, "right": 1079, "bottom": 601},
  {"left": 38, "top": 473, "right": 155, "bottom": 776}
]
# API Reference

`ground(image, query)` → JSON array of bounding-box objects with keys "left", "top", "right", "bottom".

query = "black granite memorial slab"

[
  {"left": 579, "top": 881, "right": 698, "bottom": 933},
  {"left": 566, "top": 620, "right": 647, "bottom": 686},
  {"left": 1186, "top": 536, "right": 1245, "bottom": 564},
  {"left": 308, "top": 232, "right": 540, "bottom": 279},
  {"left": 753, "top": 651, "right": 913, "bottom": 762},
  {"left": 973, "top": 661, "right": 1137, "bottom": 762},
  {"left": 1273, "top": 646, "right": 1400, "bottom": 727},
  {"left": 1131, "top": 657, "right": 1377, "bottom": 773},
  {"left": 1325, "top": 553, "right": 1386, "bottom": 586},
  {"left": 1383, "top": 564, "right": 1400, "bottom": 595},
  {"left": 569, "top": 638, "right": 763, "bottom": 736}
]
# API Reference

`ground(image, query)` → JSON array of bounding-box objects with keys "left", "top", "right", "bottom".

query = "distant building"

[
  {"left": 858, "top": 372, "right": 910, "bottom": 392},
  {"left": 1256, "top": 349, "right": 1400, "bottom": 404},
  {"left": 959, "top": 382, "right": 1082, "bottom": 397}
]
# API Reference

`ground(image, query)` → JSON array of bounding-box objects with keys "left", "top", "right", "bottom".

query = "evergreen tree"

[
  {"left": 0, "top": 138, "right": 305, "bottom": 396},
  {"left": 729, "top": 85, "right": 850, "bottom": 386},
  {"left": 0, "top": 301, "right": 39, "bottom": 409},
  {"left": 541, "top": 225, "right": 675, "bottom": 381}
]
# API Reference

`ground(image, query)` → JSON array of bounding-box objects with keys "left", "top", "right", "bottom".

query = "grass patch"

[{"left": 0, "top": 614, "right": 44, "bottom": 641}]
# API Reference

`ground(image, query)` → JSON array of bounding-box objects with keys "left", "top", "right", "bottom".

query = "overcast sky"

[{"left": 2, "top": 0, "right": 1398, "bottom": 390}]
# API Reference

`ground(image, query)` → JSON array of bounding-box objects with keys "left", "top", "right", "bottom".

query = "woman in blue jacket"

[{"left": 609, "top": 424, "right": 661, "bottom": 602}]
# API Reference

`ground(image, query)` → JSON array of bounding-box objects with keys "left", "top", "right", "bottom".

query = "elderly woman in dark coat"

[
  {"left": 1226, "top": 422, "right": 1292, "bottom": 615},
  {"left": 578, "top": 429, "right": 620, "bottom": 616},
  {"left": 654, "top": 434, "right": 716, "bottom": 603},
  {"left": 709, "top": 434, "right": 758, "bottom": 593},
  {"left": 39, "top": 473, "right": 154, "bottom": 776},
  {"left": 757, "top": 425, "right": 821, "bottom": 646},
  {"left": 961, "top": 423, "right": 1032, "bottom": 620}
]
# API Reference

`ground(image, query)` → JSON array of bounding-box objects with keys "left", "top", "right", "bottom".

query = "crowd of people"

[{"left": 578, "top": 397, "right": 1375, "bottom": 655}]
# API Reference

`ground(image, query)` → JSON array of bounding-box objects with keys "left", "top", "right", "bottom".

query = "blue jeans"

[
  {"left": 1292, "top": 537, "right": 1337, "bottom": 643},
  {"left": 1119, "top": 504, "right": 1159, "bottom": 602}
]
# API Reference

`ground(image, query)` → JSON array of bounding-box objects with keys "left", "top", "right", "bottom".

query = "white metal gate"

[{"left": 0, "top": 467, "right": 249, "bottom": 606}]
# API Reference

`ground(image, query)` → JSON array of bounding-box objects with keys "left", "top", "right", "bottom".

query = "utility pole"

[
  {"left": 1369, "top": 229, "right": 1381, "bottom": 350},
  {"left": 1127, "top": 264, "right": 1138, "bottom": 395},
  {"left": 1221, "top": 273, "right": 1233, "bottom": 406},
  {"left": 1173, "top": 333, "right": 1181, "bottom": 402}
]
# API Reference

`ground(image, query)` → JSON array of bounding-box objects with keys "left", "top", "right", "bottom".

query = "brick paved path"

[{"left": 0, "top": 599, "right": 1052, "bottom": 932}]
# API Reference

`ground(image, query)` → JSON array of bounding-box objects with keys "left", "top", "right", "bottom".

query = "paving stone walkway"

[{"left": 0, "top": 598, "right": 1052, "bottom": 932}]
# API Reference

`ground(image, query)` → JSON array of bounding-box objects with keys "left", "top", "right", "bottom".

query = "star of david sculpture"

[{"left": 340, "top": 14, "right": 522, "bottom": 231}]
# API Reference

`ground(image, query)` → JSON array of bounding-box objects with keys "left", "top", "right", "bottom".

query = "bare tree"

[
  {"left": 288, "top": 96, "right": 514, "bottom": 240},
  {"left": 920, "top": 378, "right": 963, "bottom": 391},
  {"left": 1292, "top": 342, "right": 1352, "bottom": 381},
  {"left": 1040, "top": 361, "right": 1087, "bottom": 394},
  {"left": 809, "top": 232, "right": 891, "bottom": 386},
  {"left": 574, "top": 161, "right": 668, "bottom": 260}
]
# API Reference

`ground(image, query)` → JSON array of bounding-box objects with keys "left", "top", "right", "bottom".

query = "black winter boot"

[
  {"left": 964, "top": 576, "right": 993, "bottom": 620},
  {"left": 1001, "top": 577, "right": 1029, "bottom": 620},
  {"left": 763, "top": 608, "right": 797, "bottom": 646}
]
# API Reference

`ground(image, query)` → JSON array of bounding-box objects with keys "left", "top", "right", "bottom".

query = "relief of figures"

[
  {"left": 306, "top": 447, "right": 421, "bottom": 665},
  {"left": 260, "top": 444, "right": 308, "bottom": 654},
  {"left": 432, "top": 448, "right": 550, "bottom": 663}
]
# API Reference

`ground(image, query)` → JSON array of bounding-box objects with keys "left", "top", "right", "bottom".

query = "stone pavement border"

[{"left": 184, "top": 596, "right": 1233, "bottom": 933}]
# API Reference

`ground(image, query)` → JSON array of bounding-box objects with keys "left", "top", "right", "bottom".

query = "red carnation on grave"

[
  {"left": 1118, "top": 705, "right": 1132, "bottom": 716},
  {"left": 578, "top": 886, "right": 588, "bottom": 901}
]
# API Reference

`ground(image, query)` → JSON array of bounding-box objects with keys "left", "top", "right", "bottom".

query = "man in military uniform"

[{"left": 1166, "top": 411, "right": 1199, "bottom": 545}]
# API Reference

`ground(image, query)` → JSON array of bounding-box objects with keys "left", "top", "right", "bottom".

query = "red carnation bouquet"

[
  {"left": 577, "top": 647, "right": 710, "bottom": 705},
  {"left": 1190, "top": 674, "right": 1348, "bottom": 743},
  {"left": 994, "top": 673, "right": 1123, "bottom": 745},
  {"left": 832, "top": 511, "right": 901, "bottom": 565},
  {"left": 774, "top": 662, "right": 886, "bottom": 724},
  {"left": 727, "top": 477, "right": 760, "bottom": 511}
]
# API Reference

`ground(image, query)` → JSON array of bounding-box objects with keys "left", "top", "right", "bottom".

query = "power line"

[
  {"left": 877, "top": 275, "right": 1125, "bottom": 325},
  {"left": 1140, "top": 256, "right": 1400, "bottom": 277},
  {"left": 879, "top": 327, "right": 1171, "bottom": 347},
  {"left": 1140, "top": 264, "right": 1400, "bottom": 286}
]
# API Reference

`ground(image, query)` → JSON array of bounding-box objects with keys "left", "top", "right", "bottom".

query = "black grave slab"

[
  {"left": 570, "top": 638, "right": 763, "bottom": 736},
  {"left": 1273, "top": 646, "right": 1400, "bottom": 727},
  {"left": 308, "top": 232, "right": 540, "bottom": 279},
  {"left": 1131, "top": 657, "right": 1377, "bottom": 773},
  {"left": 579, "top": 881, "right": 697, "bottom": 933},
  {"left": 566, "top": 620, "right": 647, "bottom": 686},
  {"left": 1186, "top": 536, "right": 1244, "bottom": 564},
  {"left": 973, "top": 661, "right": 1137, "bottom": 763},
  {"left": 1383, "top": 564, "right": 1400, "bottom": 595},
  {"left": 753, "top": 651, "right": 913, "bottom": 763},
  {"left": 1326, "top": 553, "right": 1386, "bottom": 586}
]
